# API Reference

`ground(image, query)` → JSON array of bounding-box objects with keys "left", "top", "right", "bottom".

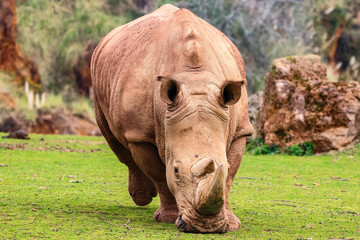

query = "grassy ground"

[{"left": 0, "top": 134, "right": 359, "bottom": 239}]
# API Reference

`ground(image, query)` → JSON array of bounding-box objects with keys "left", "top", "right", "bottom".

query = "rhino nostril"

[{"left": 175, "top": 216, "right": 187, "bottom": 232}]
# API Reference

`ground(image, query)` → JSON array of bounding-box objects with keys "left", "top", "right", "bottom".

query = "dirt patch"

[{"left": 58, "top": 140, "right": 106, "bottom": 145}]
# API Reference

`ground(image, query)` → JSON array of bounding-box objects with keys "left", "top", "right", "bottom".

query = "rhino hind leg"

[
  {"left": 128, "top": 142, "right": 178, "bottom": 223},
  {"left": 94, "top": 99, "right": 157, "bottom": 206}
]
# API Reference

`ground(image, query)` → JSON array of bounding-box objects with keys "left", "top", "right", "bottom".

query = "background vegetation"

[
  {"left": 0, "top": 134, "right": 359, "bottom": 239},
  {"left": 16, "top": 0, "right": 126, "bottom": 94},
  {"left": 14, "top": 0, "right": 360, "bottom": 96}
]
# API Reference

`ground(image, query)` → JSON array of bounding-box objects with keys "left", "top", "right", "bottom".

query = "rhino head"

[{"left": 158, "top": 72, "right": 244, "bottom": 233}]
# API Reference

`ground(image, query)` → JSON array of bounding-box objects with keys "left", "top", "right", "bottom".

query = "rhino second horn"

[
  {"left": 191, "top": 158, "right": 215, "bottom": 177},
  {"left": 194, "top": 163, "right": 225, "bottom": 215}
]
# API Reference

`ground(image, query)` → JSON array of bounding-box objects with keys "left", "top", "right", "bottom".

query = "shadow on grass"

[{"left": 46, "top": 200, "right": 166, "bottom": 228}]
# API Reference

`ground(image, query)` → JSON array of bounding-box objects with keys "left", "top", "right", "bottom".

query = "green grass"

[{"left": 0, "top": 134, "right": 359, "bottom": 239}]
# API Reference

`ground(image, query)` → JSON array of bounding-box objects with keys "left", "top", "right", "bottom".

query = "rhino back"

[
  {"left": 91, "top": 5, "right": 179, "bottom": 145},
  {"left": 91, "top": 4, "right": 252, "bottom": 149}
]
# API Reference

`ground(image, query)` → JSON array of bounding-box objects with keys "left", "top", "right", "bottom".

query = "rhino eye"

[{"left": 174, "top": 167, "right": 179, "bottom": 174}]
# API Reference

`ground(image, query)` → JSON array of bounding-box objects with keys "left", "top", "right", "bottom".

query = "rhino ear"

[
  {"left": 158, "top": 76, "right": 181, "bottom": 104},
  {"left": 221, "top": 81, "right": 244, "bottom": 105}
]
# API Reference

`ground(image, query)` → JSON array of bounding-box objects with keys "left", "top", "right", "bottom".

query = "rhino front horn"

[{"left": 194, "top": 163, "right": 225, "bottom": 215}]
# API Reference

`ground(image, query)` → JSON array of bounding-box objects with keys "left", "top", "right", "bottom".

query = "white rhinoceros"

[{"left": 91, "top": 4, "right": 253, "bottom": 233}]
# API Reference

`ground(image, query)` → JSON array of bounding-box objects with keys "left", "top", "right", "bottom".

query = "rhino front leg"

[
  {"left": 128, "top": 142, "right": 178, "bottom": 223},
  {"left": 225, "top": 137, "right": 247, "bottom": 231}
]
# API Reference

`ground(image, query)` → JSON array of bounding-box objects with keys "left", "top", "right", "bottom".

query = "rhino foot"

[
  {"left": 226, "top": 205, "right": 241, "bottom": 231},
  {"left": 128, "top": 169, "right": 157, "bottom": 206},
  {"left": 153, "top": 204, "right": 178, "bottom": 223}
]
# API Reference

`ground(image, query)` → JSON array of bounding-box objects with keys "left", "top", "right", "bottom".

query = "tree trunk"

[
  {"left": 72, "top": 42, "right": 97, "bottom": 97},
  {"left": 0, "top": 0, "right": 41, "bottom": 89}
]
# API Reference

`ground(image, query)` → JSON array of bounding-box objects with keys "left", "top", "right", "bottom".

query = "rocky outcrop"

[
  {"left": 257, "top": 55, "right": 360, "bottom": 152},
  {"left": 0, "top": 90, "right": 16, "bottom": 110},
  {"left": 247, "top": 91, "right": 263, "bottom": 139}
]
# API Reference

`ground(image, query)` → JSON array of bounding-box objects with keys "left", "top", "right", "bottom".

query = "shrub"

[
  {"left": 300, "top": 141, "right": 315, "bottom": 155},
  {"left": 251, "top": 139, "right": 279, "bottom": 155},
  {"left": 247, "top": 138, "right": 315, "bottom": 156},
  {"left": 285, "top": 144, "right": 304, "bottom": 156},
  {"left": 283, "top": 141, "right": 315, "bottom": 156},
  {"left": 245, "top": 137, "right": 264, "bottom": 152}
]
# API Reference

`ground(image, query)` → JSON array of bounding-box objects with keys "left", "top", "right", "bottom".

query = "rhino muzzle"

[
  {"left": 175, "top": 215, "right": 187, "bottom": 232},
  {"left": 175, "top": 209, "right": 229, "bottom": 233}
]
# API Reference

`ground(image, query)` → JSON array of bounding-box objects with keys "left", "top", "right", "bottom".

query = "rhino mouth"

[{"left": 175, "top": 208, "right": 229, "bottom": 233}]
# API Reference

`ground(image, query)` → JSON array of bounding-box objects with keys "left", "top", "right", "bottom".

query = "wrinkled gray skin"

[{"left": 91, "top": 4, "right": 253, "bottom": 233}]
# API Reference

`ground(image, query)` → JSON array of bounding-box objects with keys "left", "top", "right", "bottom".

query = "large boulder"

[
  {"left": 31, "top": 109, "right": 101, "bottom": 136},
  {"left": 0, "top": 109, "right": 101, "bottom": 136},
  {"left": 257, "top": 55, "right": 360, "bottom": 152},
  {"left": 0, "top": 114, "right": 29, "bottom": 133}
]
